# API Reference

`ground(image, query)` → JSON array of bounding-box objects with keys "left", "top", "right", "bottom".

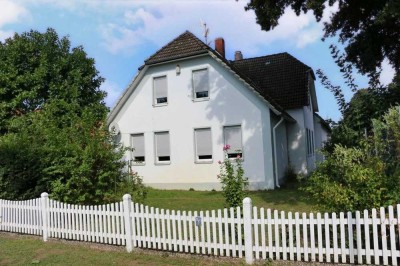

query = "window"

[
  {"left": 155, "top": 131, "right": 170, "bottom": 163},
  {"left": 223, "top": 125, "right": 242, "bottom": 158},
  {"left": 153, "top": 76, "right": 168, "bottom": 105},
  {"left": 194, "top": 128, "right": 213, "bottom": 162},
  {"left": 131, "top": 134, "right": 145, "bottom": 164},
  {"left": 306, "top": 128, "right": 314, "bottom": 156},
  {"left": 193, "top": 69, "right": 209, "bottom": 99}
]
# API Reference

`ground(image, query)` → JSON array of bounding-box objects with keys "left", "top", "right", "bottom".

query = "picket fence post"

[
  {"left": 41, "top": 192, "right": 49, "bottom": 242},
  {"left": 243, "top": 197, "right": 253, "bottom": 264},
  {"left": 123, "top": 194, "right": 133, "bottom": 252}
]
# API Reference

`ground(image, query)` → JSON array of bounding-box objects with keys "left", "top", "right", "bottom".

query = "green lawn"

[
  {"left": 144, "top": 184, "right": 317, "bottom": 213},
  {"left": 0, "top": 233, "right": 244, "bottom": 266}
]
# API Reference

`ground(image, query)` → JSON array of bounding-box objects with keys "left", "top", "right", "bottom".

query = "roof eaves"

[{"left": 107, "top": 65, "right": 149, "bottom": 124}]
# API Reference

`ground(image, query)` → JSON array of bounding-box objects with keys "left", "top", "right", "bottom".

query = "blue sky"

[{"left": 0, "top": 0, "right": 395, "bottom": 121}]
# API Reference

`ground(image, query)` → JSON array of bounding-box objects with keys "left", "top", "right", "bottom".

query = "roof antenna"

[{"left": 200, "top": 20, "right": 211, "bottom": 45}]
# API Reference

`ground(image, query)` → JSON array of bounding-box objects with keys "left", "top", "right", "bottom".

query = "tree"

[
  {"left": 304, "top": 106, "right": 400, "bottom": 212},
  {"left": 324, "top": 79, "right": 400, "bottom": 151},
  {"left": 0, "top": 28, "right": 107, "bottom": 133},
  {"left": 0, "top": 28, "right": 147, "bottom": 204},
  {"left": 244, "top": 0, "right": 400, "bottom": 82}
]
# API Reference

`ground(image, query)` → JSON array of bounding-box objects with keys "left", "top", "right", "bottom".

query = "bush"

[
  {"left": 303, "top": 106, "right": 400, "bottom": 212},
  {"left": 218, "top": 144, "right": 248, "bottom": 208}
]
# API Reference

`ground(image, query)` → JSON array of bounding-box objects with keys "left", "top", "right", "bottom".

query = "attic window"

[
  {"left": 153, "top": 76, "right": 168, "bottom": 106},
  {"left": 193, "top": 69, "right": 209, "bottom": 100}
]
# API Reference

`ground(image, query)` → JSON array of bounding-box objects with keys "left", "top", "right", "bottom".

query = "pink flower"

[
  {"left": 237, "top": 154, "right": 241, "bottom": 159},
  {"left": 223, "top": 144, "right": 231, "bottom": 151},
  {"left": 218, "top": 160, "right": 222, "bottom": 164}
]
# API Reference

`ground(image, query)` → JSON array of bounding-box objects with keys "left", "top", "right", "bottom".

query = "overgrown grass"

[{"left": 144, "top": 183, "right": 316, "bottom": 213}]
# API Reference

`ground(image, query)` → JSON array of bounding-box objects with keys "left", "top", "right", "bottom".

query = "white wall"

[
  {"left": 313, "top": 115, "right": 329, "bottom": 162},
  {"left": 110, "top": 56, "right": 276, "bottom": 190},
  {"left": 271, "top": 113, "right": 289, "bottom": 184}
]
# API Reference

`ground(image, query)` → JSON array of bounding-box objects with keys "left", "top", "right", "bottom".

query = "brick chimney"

[
  {"left": 215, "top": 38, "right": 225, "bottom": 58},
  {"left": 235, "top": 51, "right": 243, "bottom": 61}
]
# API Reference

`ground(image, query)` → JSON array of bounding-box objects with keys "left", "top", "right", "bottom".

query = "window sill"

[
  {"left": 155, "top": 162, "right": 171, "bottom": 165},
  {"left": 195, "top": 160, "right": 213, "bottom": 164},
  {"left": 153, "top": 103, "right": 168, "bottom": 107},
  {"left": 192, "top": 97, "right": 210, "bottom": 102},
  {"left": 131, "top": 162, "right": 146, "bottom": 166}
]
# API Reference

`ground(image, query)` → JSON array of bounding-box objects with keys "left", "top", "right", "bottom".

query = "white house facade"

[{"left": 108, "top": 31, "right": 330, "bottom": 190}]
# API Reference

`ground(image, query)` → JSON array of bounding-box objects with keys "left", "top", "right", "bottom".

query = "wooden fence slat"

[
  {"left": 260, "top": 208, "right": 266, "bottom": 260},
  {"left": 254, "top": 207, "right": 259, "bottom": 259},
  {"left": 288, "top": 212, "right": 294, "bottom": 261},
  {"left": 364, "top": 209, "right": 371, "bottom": 265},
  {"left": 302, "top": 213, "right": 308, "bottom": 262},
  {"left": 348, "top": 212, "right": 354, "bottom": 264},
  {"left": 201, "top": 210, "right": 206, "bottom": 255},
  {"left": 237, "top": 207, "right": 243, "bottom": 258},
  {"left": 332, "top": 213, "right": 338, "bottom": 263},
  {"left": 217, "top": 209, "right": 223, "bottom": 256},
  {"left": 295, "top": 212, "right": 301, "bottom": 261},
  {"left": 282, "top": 211, "right": 287, "bottom": 261},
  {"left": 274, "top": 210, "right": 280, "bottom": 260},
  {"left": 205, "top": 210, "right": 211, "bottom": 255},
  {"left": 380, "top": 207, "right": 388, "bottom": 265},
  {"left": 267, "top": 209, "right": 273, "bottom": 259},
  {"left": 388, "top": 206, "right": 397, "bottom": 266},
  {"left": 372, "top": 208, "right": 379, "bottom": 265},
  {"left": 229, "top": 208, "right": 235, "bottom": 257},
  {"left": 355, "top": 211, "right": 362, "bottom": 264},
  {"left": 317, "top": 212, "right": 323, "bottom": 262}
]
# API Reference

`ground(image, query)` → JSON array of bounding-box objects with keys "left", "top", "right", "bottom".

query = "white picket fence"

[{"left": 1, "top": 193, "right": 400, "bottom": 265}]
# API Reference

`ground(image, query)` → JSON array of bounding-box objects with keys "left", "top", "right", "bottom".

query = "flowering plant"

[{"left": 217, "top": 144, "right": 248, "bottom": 208}]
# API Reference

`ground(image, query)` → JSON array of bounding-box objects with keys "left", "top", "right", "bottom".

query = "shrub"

[
  {"left": 303, "top": 106, "right": 400, "bottom": 212},
  {"left": 218, "top": 144, "right": 249, "bottom": 208}
]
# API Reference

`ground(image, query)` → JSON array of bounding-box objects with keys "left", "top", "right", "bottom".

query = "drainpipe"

[{"left": 273, "top": 117, "right": 284, "bottom": 188}]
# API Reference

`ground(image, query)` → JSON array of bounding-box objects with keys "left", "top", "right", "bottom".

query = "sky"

[{"left": 0, "top": 0, "right": 395, "bottom": 122}]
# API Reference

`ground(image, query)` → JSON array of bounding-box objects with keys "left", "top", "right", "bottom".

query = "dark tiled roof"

[
  {"left": 145, "top": 31, "right": 209, "bottom": 65},
  {"left": 145, "top": 31, "right": 313, "bottom": 110},
  {"left": 231, "top": 53, "right": 313, "bottom": 109}
]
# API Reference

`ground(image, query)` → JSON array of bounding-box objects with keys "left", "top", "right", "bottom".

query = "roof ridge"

[{"left": 144, "top": 31, "right": 209, "bottom": 65}]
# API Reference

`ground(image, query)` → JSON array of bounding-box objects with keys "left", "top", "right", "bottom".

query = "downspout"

[{"left": 273, "top": 117, "right": 284, "bottom": 188}]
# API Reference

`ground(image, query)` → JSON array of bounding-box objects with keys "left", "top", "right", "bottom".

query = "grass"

[
  {"left": 144, "top": 183, "right": 317, "bottom": 213},
  {"left": 0, "top": 233, "right": 246, "bottom": 266}
]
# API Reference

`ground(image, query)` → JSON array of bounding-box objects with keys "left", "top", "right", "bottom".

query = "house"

[{"left": 107, "top": 31, "right": 330, "bottom": 190}]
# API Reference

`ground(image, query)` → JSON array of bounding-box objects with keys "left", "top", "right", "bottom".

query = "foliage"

[
  {"left": 217, "top": 145, "right": 249, "bottom": 208},
  {"left": 304, "top": 106, "right": 400, "bottom": 212},
  {"left": 244, "top": 0, "right": 400, "bottom": 82},
  {"left": 0, "top": 28, "right": 146, "bottom": 204},
  {"left": 324, "top": 80, "right": 400, "bottom": 151},
  {"left": 0, "top": 28, "right": 106, "bottom": 134},
  {"left": 0, "top": 101, "right": 146, "bottom": 204}
]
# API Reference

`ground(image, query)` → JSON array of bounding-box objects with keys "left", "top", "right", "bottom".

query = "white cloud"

[
  {"left": 0, "top": 0, "right": 29, "bottom": 41},
  {"left": 101, "top": 80, "right": 123, "bottom": 108},
  {"left": 0, "top": 1, "right": 29, "bottom": 27},
  {"left": 98, "top": 1, "right": 331, "bottom": 56}
]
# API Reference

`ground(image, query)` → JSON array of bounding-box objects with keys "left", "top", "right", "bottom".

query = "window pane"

[
  {"left": 154, "top": 76, "right": 167, "bottom": 103},
  {"left": 193, "top": 69, "right": 209, "bottom": 97},
  {"left": 195, "top": 128, "right": 212, "bottom": 158},
  {"left": 224, "top": 126, "right": 242, "bottom": 153},
  {"left": 155, "top": 132, "right": 170, "bottom": 157},
  {"left": 131, "top": 134, "right": 145, "bottom": 157}
]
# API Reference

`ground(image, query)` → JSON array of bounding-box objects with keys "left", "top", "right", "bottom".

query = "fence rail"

[{"left": 1, "top": 193, "right": 400, "bottom": 265}]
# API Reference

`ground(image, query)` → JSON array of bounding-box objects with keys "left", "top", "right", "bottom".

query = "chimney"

[
  {"left": 235, "top": 51, "right": 243, "bottom": 61},
  {"left": 215, "top": 38, "right": 225, "bottom": 58}
]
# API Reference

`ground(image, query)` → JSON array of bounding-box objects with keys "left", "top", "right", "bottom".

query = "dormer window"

[
  {"left": 193, "top": 69, "right": 209, "bottom": 100},
  {"left": 153, "top": 76, "right": 168, "bottom": 105}
]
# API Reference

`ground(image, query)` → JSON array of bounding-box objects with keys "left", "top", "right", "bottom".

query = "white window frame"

[
  {"left": 194, "top": 127, "right": 213, "bottom": 163},
  {"left": 192, "top": 68, "right": 210, "bottom": 101},
  {"left": 130, "top": 133, "right": 145, "bottom": 165},
  {"left": 223, "top": 125, "right": 243, "bottom": 159},
  {"left": 154, "top": 131, "right": 171, "bottom": 165},
  {"left": 153, "top": 75, "right": 168, "bottom": 106}
]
